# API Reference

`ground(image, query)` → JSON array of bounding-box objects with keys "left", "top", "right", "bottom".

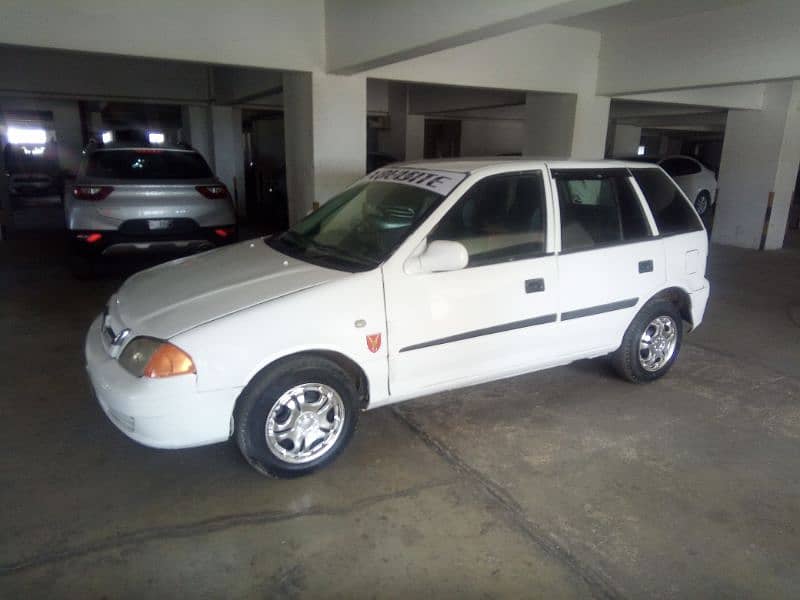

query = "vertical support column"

[
  {"left": 51, "top": 102, "right": 84, "bottom": 176},
  {"left": 210, "top": 106, "right": 245, "bottom": 217},
  {"left": 283, "top": 71, "right": 366, "bottom": 225},
  {"left": 571, "top": 93, "right": 611, "bottom": 160},
  {"left": 523, "top": 92, "right": 576, "bottom": 157},
  {"left": 387, "top": 82, "right": 408, "bottom": 160},
  {"left": 405, "top": 115, "right": 425, "bottom": 161},
  {"left": 181, "top": 105, "right": 213, "bottom": 166},
  {"left": 609, "top": 124, "right": 642, "bottom": 158},
  {"left": 713, "top": 81, "right": 800, "bottom": 249}
]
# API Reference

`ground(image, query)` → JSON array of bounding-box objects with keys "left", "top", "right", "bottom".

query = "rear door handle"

[
  {"left": 639, "top": 260, "right": 654, "bottom": 273},
  {"left": 525, "top": 278, "right": 545, "bottom": 293}
]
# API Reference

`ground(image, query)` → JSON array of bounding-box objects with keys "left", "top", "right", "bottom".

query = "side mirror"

[{"left": 405, "top": 240, "right": 468, "bottom": 274}]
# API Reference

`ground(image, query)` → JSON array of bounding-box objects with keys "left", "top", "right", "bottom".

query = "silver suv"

[{"left": 66, "top": 142, "right": 237, "bottom": 263}]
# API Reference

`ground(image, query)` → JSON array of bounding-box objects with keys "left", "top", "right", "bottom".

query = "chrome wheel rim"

[
  {"left": 639, "top": 316, "right": 678, "bottom": 372},
  {"left": 695, "top": 195, "right": 708, "bottom": 215},
  {"left": 265, "top": 383, "right": 345, "bottom": 464}
]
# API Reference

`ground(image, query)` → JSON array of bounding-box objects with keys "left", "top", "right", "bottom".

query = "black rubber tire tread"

[
  {"left": 234, "top": 355, "right": 359, "bottom": 478},
  {"left": 612, "top": 299, "right": 683, "bottom": 384},
  {"left": 695, "top": 191, "right": 711, "bottom": 216}
]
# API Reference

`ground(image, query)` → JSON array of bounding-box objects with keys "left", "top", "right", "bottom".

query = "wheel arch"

[
  {"left": 233, "top": 349, "right": 371, "bottom": 420},
  {"left": 647, "top": 287, "right": 693, "bottom": 327}
]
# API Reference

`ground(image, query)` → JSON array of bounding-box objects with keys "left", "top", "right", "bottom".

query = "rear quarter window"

[
  {"left": 631, "top": 168, "right": 703, "bottom": 235},
  {"left": 85, "top": 150, "right": 213, "bottom": 179}
]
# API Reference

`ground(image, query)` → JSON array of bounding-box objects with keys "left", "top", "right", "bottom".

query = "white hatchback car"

[{"left": 86, "top": 159, "right": 710, "bottom": 477}]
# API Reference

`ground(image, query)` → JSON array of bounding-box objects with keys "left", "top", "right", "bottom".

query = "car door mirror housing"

[{"left": 405, "top": 240, "right": 469, "bottom": 274}]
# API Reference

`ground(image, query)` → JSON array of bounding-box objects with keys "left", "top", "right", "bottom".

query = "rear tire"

[
  {"left": 612, "top": 300, "right": 683, "bottom": 383},
  {"left": 234, "top": 356, "right": 359, "bottom": 478},
  {"left": 694, "top": 191, "right": 711, "bottom": 216}
]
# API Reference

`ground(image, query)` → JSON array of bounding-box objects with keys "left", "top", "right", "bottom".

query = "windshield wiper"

[{"left": 306, "top": 240, "right": 378, "bottom": 268}]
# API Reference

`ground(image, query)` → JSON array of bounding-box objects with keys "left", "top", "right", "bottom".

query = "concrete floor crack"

[
  {"left": 391, "top": 407, "right": 624, "bottom": 600},
  {"left": 0, "top": 477, "right": 456, "bottom": 577}
]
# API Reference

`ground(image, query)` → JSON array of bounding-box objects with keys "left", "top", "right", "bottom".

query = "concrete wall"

[
  {"left": 0, "top": 0, "right": 325, "bottom": 72},
  {"left": 523, "top": 92, "right": 576, "bottom": 157}
]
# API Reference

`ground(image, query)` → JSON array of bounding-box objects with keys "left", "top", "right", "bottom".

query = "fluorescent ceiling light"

[
  {"left": 148, "top": 132, "right": 165, "bottom": 144},
  {"left": 101, "top": 131, "right": 114, "bottom": 144},
  {"left": 637, "top": 145, "right": 646, "bottom": 156},
  {"left": 8, "top": 126, "right": 47, "bottom": 145}
]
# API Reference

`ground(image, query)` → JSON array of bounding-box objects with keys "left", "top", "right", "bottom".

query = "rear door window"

[
  {"left": 552, "top": 169, "right": 651, "bottom": 252},
  {"left": 630, "top": 168, "right": 703, "bottom": 235},
  {"left": 85, "top": 150, "right": 213, "bottom": 179}
]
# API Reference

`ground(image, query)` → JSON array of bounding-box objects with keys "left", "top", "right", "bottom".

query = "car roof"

[
  {"left": 87, "top": 142, "right": 198, "bottom": 153},
  {"left": 395, "top": 157, "right": 661, "bottom": 174}
]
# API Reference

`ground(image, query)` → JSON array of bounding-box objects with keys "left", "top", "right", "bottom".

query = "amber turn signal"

[{"left": 143, "top": 342, "right": 196, "bottom": 378}]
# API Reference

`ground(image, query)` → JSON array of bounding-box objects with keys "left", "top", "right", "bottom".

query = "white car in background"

[
  {"left": 86, "top": 159, "right": 710, "bottom": 478},
  {"left": 658, "top": 156, "right": 718, "bottom": 217}
]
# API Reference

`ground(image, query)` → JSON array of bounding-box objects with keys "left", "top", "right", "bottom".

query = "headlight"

[{"left": 119, "top": 337, "right": 196, "bottom": 378}]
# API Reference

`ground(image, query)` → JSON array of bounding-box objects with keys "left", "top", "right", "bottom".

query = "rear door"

[{"left": 552, "top": 167, "right": 665, "bottom": 356}]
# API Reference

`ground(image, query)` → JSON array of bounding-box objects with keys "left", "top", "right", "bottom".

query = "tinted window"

[
  {"left": 85, "top": 150, "right": 213, "bottom": 179},
  {"left": 660, "top": 157, "right": 700, "bottom": 177},
  {"left": 554, "top": 171, "right": 651, "bottom": 251},
  {"left": 631, "top": 168, "right": 703, "bottom": 235},
  {"left": 430, "top": 172, "right": 546, "bottom": 267}
]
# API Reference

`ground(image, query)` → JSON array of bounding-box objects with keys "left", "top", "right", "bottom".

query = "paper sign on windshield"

[{"left": 365, "top": 168, "right": 467, "bottom": 196}]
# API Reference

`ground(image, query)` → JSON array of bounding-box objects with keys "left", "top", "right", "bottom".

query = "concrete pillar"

[
  {"left": 387, "top": 82, "right": 408, "bottom": 160},
  {"left": 406, "top": 115, "right": 425, "bottom": 161},
  {"left": 283, "top": 71, "right": 366, "bottom": 225},
  {"left": 523, "top": 92, "right": 576, "bottom": 157},
  {"left": 609, "top": 124, "right": 642, "bottom": 158},
  {"left": 713, "top": 81, "right": 800, "bottom": 250},
  {"left": 181, "top": 105, "right": 213, "bottom": 166},
  {"left": 51, "top": 102, "right": 84, "bottom": 175},
  {"left": 210, "top": 105, "right": 245, "bottom": 217},
  {"left": 571, "top": 93, "right": 611, "bottom": 160},
  {"left": 524, "top": 92, "right": 609, "bottom": 159}
]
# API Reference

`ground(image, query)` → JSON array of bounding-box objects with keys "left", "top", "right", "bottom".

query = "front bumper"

[{"left": 85, "top": 315, "right": 241, "bottom": 449}]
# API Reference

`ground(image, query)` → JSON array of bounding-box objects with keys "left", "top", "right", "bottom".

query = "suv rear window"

[
  {"left": 631, "top": 168, "right": 703, "bottom": 235},
  {"left": 85, "top": 149, "right": 213, "bottom": 179}
]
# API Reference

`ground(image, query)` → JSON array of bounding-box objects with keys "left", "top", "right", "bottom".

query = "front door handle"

[
  {"left": 525, "top": 278, "right": 545, "bottom": 293},
  {"left": 639, "top": 260, "right": 654, "bottom": 273}
]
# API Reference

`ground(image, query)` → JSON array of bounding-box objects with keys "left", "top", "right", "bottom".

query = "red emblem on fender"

[{"left": 366, "top": 333, "right": 382, "bottom": 353}]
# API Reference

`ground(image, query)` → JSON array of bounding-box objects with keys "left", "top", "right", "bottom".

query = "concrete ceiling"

[{"left": 560, "top": 0, "right": 752, "bottom": 33}]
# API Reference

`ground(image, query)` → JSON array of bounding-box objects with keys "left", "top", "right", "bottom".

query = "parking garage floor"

[{"left": 2, "top": 236, "right": 799, "bottom": 598}]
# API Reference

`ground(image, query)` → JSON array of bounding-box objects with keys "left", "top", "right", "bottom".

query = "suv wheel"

[
  {"left": 234, "top": 356, "right": 358, "bottom": 478},
  {"left": 612, "top": 300, "right": 683, "bottom": 383},
  {"left": 694, "top": 191, "right": 711, "bottom": 216}
]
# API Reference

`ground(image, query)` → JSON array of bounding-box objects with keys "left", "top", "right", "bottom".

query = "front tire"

[
  {"left": 694, "top": 191, "right": 711, "bottom": 216},
  {"left": 234, "top": 356, "right": 359, "bottom": 478},
  {"left": 612, "top": 300, "right": 683, "bottom": 383}
]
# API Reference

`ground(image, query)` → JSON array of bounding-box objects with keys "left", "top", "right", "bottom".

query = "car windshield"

[
  {"left": 267, "top": 181, "right": 447, "bottom": 272},
  {"left": 84, "top": 149, "right": 213, "bottom": 179}
]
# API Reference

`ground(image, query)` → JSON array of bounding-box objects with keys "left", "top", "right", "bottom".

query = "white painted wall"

[
  {"left": 461, "top": 119, "right": 524, "bottom": 156},
  {"left": 406, "top": 116, "right": 425, "bottom": 161},
  {"left": 713, "top": 81, "right": 800, "bottom": 250},
  {"left": 210, "top": 106, "right": 245, "bottom": 217},
  {"left": 367, "top": 79, "right": 389, "bottom": 114},
  {"left": 181, "top": 106, "right": 213, "bottom": 165},
  {"left": 325, "top": 0, "right": 627, "bottom": 73},
  {"left": 597, "top": 0, "right": 800, "bottom": 95},
  {"left": 283, "top": 73, "right": 315, "bottom": 225},
  {"left": 617, "top": 85, "right": 765, "bottom": 111},
  {"left": 0, "top": 1, "right": 325, "bottom": 71},
  {"left": 213, "top": 67, "right": 284, "bottom": 105}
]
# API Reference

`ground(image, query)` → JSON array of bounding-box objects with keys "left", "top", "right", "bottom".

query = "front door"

[{"left": 383, "top": 170, "right": 562, "bottom": 399}]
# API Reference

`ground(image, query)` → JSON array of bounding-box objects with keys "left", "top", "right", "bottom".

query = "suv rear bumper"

[{"left": 70, "top": 224, "right": 237, "bottom": 256}]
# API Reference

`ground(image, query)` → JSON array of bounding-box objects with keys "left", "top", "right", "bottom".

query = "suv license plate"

[{"left": 148, "top": 219, "right": 171, "bottom": 230}]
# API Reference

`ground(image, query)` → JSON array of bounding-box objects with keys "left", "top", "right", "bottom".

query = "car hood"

[{"left": 115, "top": 240, "right": 348, "bottom": 338}]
